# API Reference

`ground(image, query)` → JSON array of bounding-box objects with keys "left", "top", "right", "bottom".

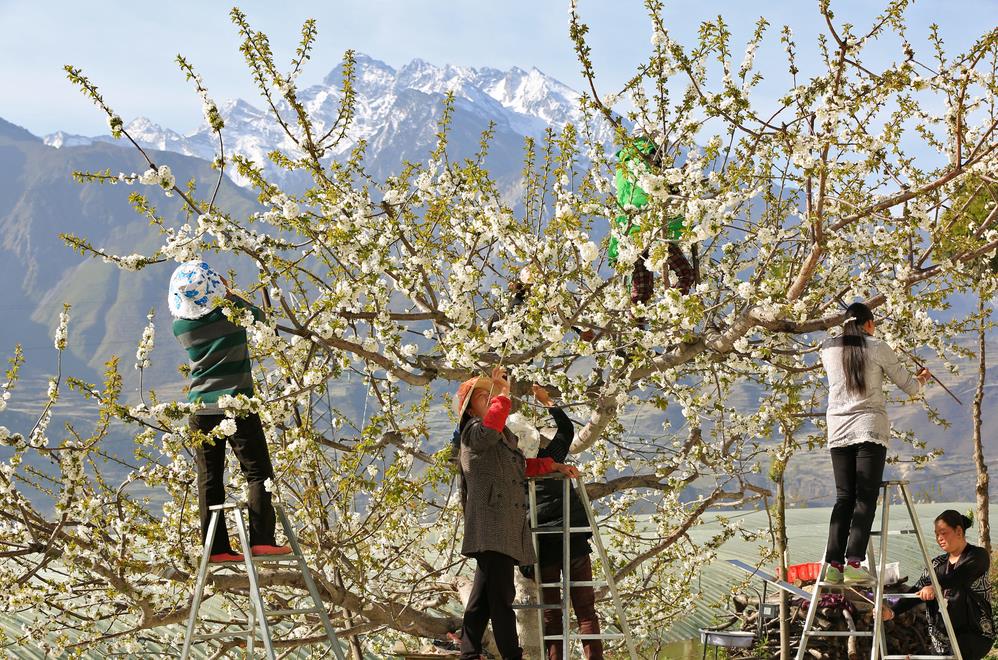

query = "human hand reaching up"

[
  {"left": 491, "top": 367, "right": 510, "bottom": 397},
  {"left": 532, "top": 384, "right": 553, "bottom": 407}
]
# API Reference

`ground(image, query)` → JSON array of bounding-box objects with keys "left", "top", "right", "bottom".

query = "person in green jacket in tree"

[{"left": 609, "top": 136, "right": 695, "bottom": 326}]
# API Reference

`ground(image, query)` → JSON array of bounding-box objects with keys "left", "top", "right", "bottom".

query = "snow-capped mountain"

[{"left": 45, "top": 54, "right": 610, "bottom": 189}]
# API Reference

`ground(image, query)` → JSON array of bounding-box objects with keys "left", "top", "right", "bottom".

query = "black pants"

[
  {"left": 956, "top": 632, "right": 994, "bottom": 660},
  {"left": 825, "top": 442, "right": 886, "bottom": 564},
  {"left": 460, "top": 551, "right": 523, "bottom": 660},
  {"left": 190, "top": 413, "right": 276, "bottom": 554}
]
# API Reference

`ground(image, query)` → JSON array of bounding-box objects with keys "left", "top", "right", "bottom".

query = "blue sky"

[{"left": 0, "top": 0, "right": 991, "bottom": 137}]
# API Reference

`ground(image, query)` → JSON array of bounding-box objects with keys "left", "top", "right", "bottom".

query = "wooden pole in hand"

[{"left": 898, "top": 347, "right": 964, "bottom": 406}]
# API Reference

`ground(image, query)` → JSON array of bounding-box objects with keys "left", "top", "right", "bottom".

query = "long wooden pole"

[{"left": 897, "top": 347, "right": 964, "bottom": 406}]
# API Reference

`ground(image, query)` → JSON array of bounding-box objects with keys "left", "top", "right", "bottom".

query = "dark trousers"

[
  {"left": 956, "top": 632, "right": 994, "bottom": 660},
  {"left": 190, "top": 413, "right": 276, "bottom": 554},
  {"left": 630, "top": 253, "right": 655, "bottom": 305},
  {"left": 825, "top": 442, "right": 886, "bottom": 564},
  {"left": 540, "top": 554, "right": 604, "bottom": 660},
  {"left": 460, "top": 551, "right": 523, "bottom": 660},
  {"left": 629, "top": 245, "right": 695, "bottom": 305}
]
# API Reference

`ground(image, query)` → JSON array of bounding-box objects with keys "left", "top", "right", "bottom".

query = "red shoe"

[
  {"left": 209, "top": 551, "right": 245, "bottom": 563},
  {"left": 251, "top": 544, "right": 292, "bottom": 556}
]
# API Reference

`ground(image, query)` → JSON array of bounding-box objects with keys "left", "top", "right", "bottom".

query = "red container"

[{"left": 778, "top": 562, "right": 822, "bottom": 584}]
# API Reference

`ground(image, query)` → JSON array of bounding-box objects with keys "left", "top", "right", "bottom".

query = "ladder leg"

[
  {"left": 867, "top": 535, "right": 890, "bottom": 658},
  {"left": 870, "top": 483, "right": 890, "bottom": 660},
  {"left": 898, "top": 483, "right": 964, "bottom": 660},
  {"left": 576, "top": 478, "right": 639, "bottom": 660},
  {"left": 181, "top": 509, "right": 221, "bottom": 660},
  {"left": 247, "top": 604, "right": 255, "bottom": 656},
  {"left": 528, "top": 480, "right": 546, "bottom": 655},
  {"left": 867, "top": 537, "right": 878, "bottom": 582},
  {"left": 276, "top": 504, "right": 347, "bottom": 660},
  {"left": 562, "top": 477, "right": 571, "bottom": 660},
  {"left": 795, "top": 558, "right": 825, "bottom": 660},
  {"left": 234, "top": 507, "right": 277, "bottom": 660}
]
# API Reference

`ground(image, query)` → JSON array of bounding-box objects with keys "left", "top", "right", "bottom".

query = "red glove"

[
  {"left": 482, "top": 395, "right": 511, "bottom": 431},
  {"left": 526, "top": 457, "right": 555, "bottom": 477}
]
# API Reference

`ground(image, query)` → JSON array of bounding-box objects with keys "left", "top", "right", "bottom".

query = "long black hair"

[
  {"left": 842, "top": 302, "right": 875, "bottom": 396},
  {"left": 935, "top": 509, "right": 973, "bottom": 534}
]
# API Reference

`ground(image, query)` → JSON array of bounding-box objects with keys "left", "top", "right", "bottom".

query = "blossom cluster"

[
  {"left": 137, "top": 165, "right": 176, "bottom": 192},
  {"left": 134, "top": 311, "right": 155, "bottom": 370},
  {"left": 193, "top": 73, "right": 224, "bottom": 132},
  {"left": 53, "top": 308, "right": 69, "bottom": 351}
]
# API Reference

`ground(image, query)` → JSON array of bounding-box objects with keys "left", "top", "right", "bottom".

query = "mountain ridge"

[{"left": 41, "top": 53, "right": 606, "bottom": 190}]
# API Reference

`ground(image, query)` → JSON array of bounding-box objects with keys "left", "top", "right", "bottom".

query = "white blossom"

[
  {"left": 282, "top": 198, "right": 300, "bottom": 220},
  {"left": 134, "top": 311, "right": 155, "bottom": 370},
  {"left": 6, "top": 13, "right": 991, "bottom": 653},
  {"left": 54, "top": 309, "right": 70, "bottom": 351},
  {"left": 579, "top": 241, "right": 599, "bottom": 263},
  {"left": 138, "top": 166, "right": 175, "bottom": 191},
  {"left": 739, "top": 42, "right": 758, "bottom": 77}
]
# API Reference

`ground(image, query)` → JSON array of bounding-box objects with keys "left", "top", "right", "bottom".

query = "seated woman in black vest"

[{"left": 885, "top": 510, "right": 995, "bottom": 660}]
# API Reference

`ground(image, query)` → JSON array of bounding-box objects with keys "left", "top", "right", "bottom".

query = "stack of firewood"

[{"left": 726, "top": 581, "right": 932, "bottom": 659}]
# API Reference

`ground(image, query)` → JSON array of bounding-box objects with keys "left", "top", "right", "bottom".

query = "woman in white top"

[{"left": 819, "top": 302, "right": 931, "bottom": 584}]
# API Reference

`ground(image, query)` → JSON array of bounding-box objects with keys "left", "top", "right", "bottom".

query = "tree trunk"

[
  {"left": 514, "top": 571, "right": 542, "bottom": 657},
  {"left": 772, "top": 428, "right": 793, "bottom": 659},
  {"left": 775, "top": 482, "right": 791, "bottom": 659},
  {"left": 972, "top": 292, "right": 992, "bottom": 554}
]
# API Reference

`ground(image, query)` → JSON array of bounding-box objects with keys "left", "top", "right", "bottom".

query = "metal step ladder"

[
  {"left": 796, "top": 480, "right": 963, "bottom": 660},
  {"left": 517, "top": 474, "right": 639, "bottom": 659},
  {"left": 180, "top": 502, "right": 347, "bottom": 660}
]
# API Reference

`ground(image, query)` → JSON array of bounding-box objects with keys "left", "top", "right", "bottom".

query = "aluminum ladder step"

[
  {"left": 250, "top": 554, "right": 302, "bottom": 563},
  {"left": 544, "top": 633, "right": 626, "bottom": 641},
  {"left": 512, "top": 603, "right": 562, "bottom": 610}
]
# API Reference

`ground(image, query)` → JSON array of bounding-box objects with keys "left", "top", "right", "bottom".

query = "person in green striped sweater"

[{"left": 169, "top": 260, "right": 290, "bottom": 563}]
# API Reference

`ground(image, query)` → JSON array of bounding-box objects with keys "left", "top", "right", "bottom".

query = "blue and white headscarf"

[{"left": 168, "top": 260, "right": 224, "bottom": 319}]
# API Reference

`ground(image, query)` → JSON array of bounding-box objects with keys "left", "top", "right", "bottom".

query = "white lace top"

[{"left": 820, "top": 334, "right": 922, "bottom": 449}]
